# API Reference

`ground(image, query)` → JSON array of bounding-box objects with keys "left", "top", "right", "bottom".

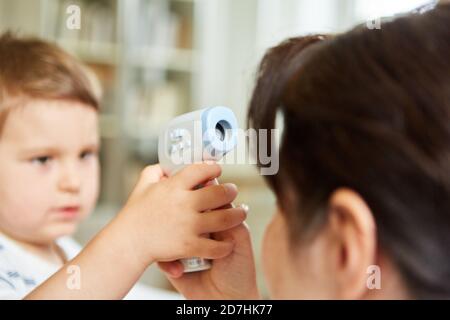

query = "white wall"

[
  {"left": 193, "top": 0, "right": 438, "bottom": 127},
  {"left": 193, "top": 0, "right": 353, "bottom": 126}
]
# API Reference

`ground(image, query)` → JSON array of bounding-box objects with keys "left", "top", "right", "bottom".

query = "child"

[
  {"left": 0, "top": 32, "right": 248, "bottom": 299},
  {"left": 158, "top": 3, "right": 450, "bottom": 299}
]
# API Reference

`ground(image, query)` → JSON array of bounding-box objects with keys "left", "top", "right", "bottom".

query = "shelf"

[
  {"left": 58, "top": 39, "right": 119, "bottom": 65},
  {"left": 99, "top": 114, "right": 121, "bottom": 139},
  {"left": 128, "top": 46, "right": 194, "bottom": 73},
  {"left": 57, "top": 39, "right": 194, "bottom": 72}
]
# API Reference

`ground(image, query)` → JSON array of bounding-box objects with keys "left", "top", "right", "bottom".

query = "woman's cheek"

[{"left": 262, "top": 212, "right": 287, "bottom": 298}]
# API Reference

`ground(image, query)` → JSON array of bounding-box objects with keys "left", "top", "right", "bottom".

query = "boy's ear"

[{"left": 325, "top": 188, "right": 377, "bottom": 299}]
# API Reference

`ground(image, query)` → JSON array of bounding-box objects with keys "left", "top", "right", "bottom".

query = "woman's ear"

[{"left": 325, "top": 188, "right": 377, "bottom": 299}]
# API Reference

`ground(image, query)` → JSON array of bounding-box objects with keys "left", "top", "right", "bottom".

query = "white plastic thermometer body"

[{"left": 158, "top": 106, "right": 238, "bottom": 272}]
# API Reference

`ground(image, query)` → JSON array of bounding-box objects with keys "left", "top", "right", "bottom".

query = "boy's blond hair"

[{"left": 0, "top": 32, "right": 101, "bottom": 134}]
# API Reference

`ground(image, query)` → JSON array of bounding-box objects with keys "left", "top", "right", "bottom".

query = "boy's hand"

[
  {"left": 158, "top": 221, "right": 261, "bottom": 300},
  {"left": 116, "top": 163, "right": 248, "bottom": 269}
]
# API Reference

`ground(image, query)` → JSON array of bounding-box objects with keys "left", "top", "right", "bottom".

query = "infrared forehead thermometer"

[{"left": 158, "top": 106, "right": 238, "bottom": 272}]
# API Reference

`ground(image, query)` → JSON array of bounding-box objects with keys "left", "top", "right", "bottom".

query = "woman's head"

[{"left": 249, "top": 4, "right": 450, "bottom": 299}]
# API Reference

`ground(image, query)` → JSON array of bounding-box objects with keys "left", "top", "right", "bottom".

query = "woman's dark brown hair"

[{"left": 248, "top": 4, "right": 450, "bottom": 299}]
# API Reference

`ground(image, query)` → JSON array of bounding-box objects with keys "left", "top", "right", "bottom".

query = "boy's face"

[{"left": 0, "top": 99, "right": 100, "bottom": 245}]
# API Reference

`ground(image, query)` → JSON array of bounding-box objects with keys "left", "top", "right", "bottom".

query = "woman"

[{"left": 159, "top": 3, "right": 450, "bottom": 299}]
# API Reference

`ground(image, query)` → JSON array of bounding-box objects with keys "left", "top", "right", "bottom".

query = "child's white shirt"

[{"left": 0, "top": 233, "right": 180, "bottom": 300}]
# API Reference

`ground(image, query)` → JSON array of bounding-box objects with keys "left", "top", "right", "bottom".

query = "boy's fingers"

[
  {"left": 173, "top": 163, "right": 222, "bottom": 189},
  {"left": 189, "top": 238, "right": 235, "bottom": 260},
  {"left": 192, "top": 183, "right": 238, "bottom": 211},
  {"left": 136, "top": 165, "right": 165, "bottom": 190},
  {"left": 141, "top": 164, "right": 165, "bottom": 183},
  {"left": 196, "top": 207, "right": 247, "bottom": 233},
  {"left": 129, "top": 165, "right": 166, "bottom": 199},
  {"left": 158, "top": 261, "right": 184, "bottom": 278}
]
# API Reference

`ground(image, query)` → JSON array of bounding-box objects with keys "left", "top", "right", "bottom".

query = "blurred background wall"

[{"left": 0, "top": 0, "right": 437, "bottom": 296}]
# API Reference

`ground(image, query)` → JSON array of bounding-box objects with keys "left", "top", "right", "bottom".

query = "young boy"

[{"left": 0, "top": 32, "right": 247, "bottom": 299}]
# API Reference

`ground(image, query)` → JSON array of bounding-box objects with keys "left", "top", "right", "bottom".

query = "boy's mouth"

[{"left": 54, "top": 206, "right": 81, "bottom": 219}]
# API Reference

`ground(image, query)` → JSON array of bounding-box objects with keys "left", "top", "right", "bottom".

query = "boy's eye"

[
  {"left": 31, "top": 156, "right": 52, "bottom": 165},
  {"left": 80, "top": 150, "right": 97, "bottom": 160}
]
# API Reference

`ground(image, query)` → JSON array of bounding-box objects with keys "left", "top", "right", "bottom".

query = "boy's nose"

[{"left": 58, "top": 162, "right": 81, "bottom": 193}]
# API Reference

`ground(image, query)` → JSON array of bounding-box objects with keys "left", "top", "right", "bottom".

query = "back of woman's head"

[{"left": 248, "top": 4, "right": 450, "bottom": 298}]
